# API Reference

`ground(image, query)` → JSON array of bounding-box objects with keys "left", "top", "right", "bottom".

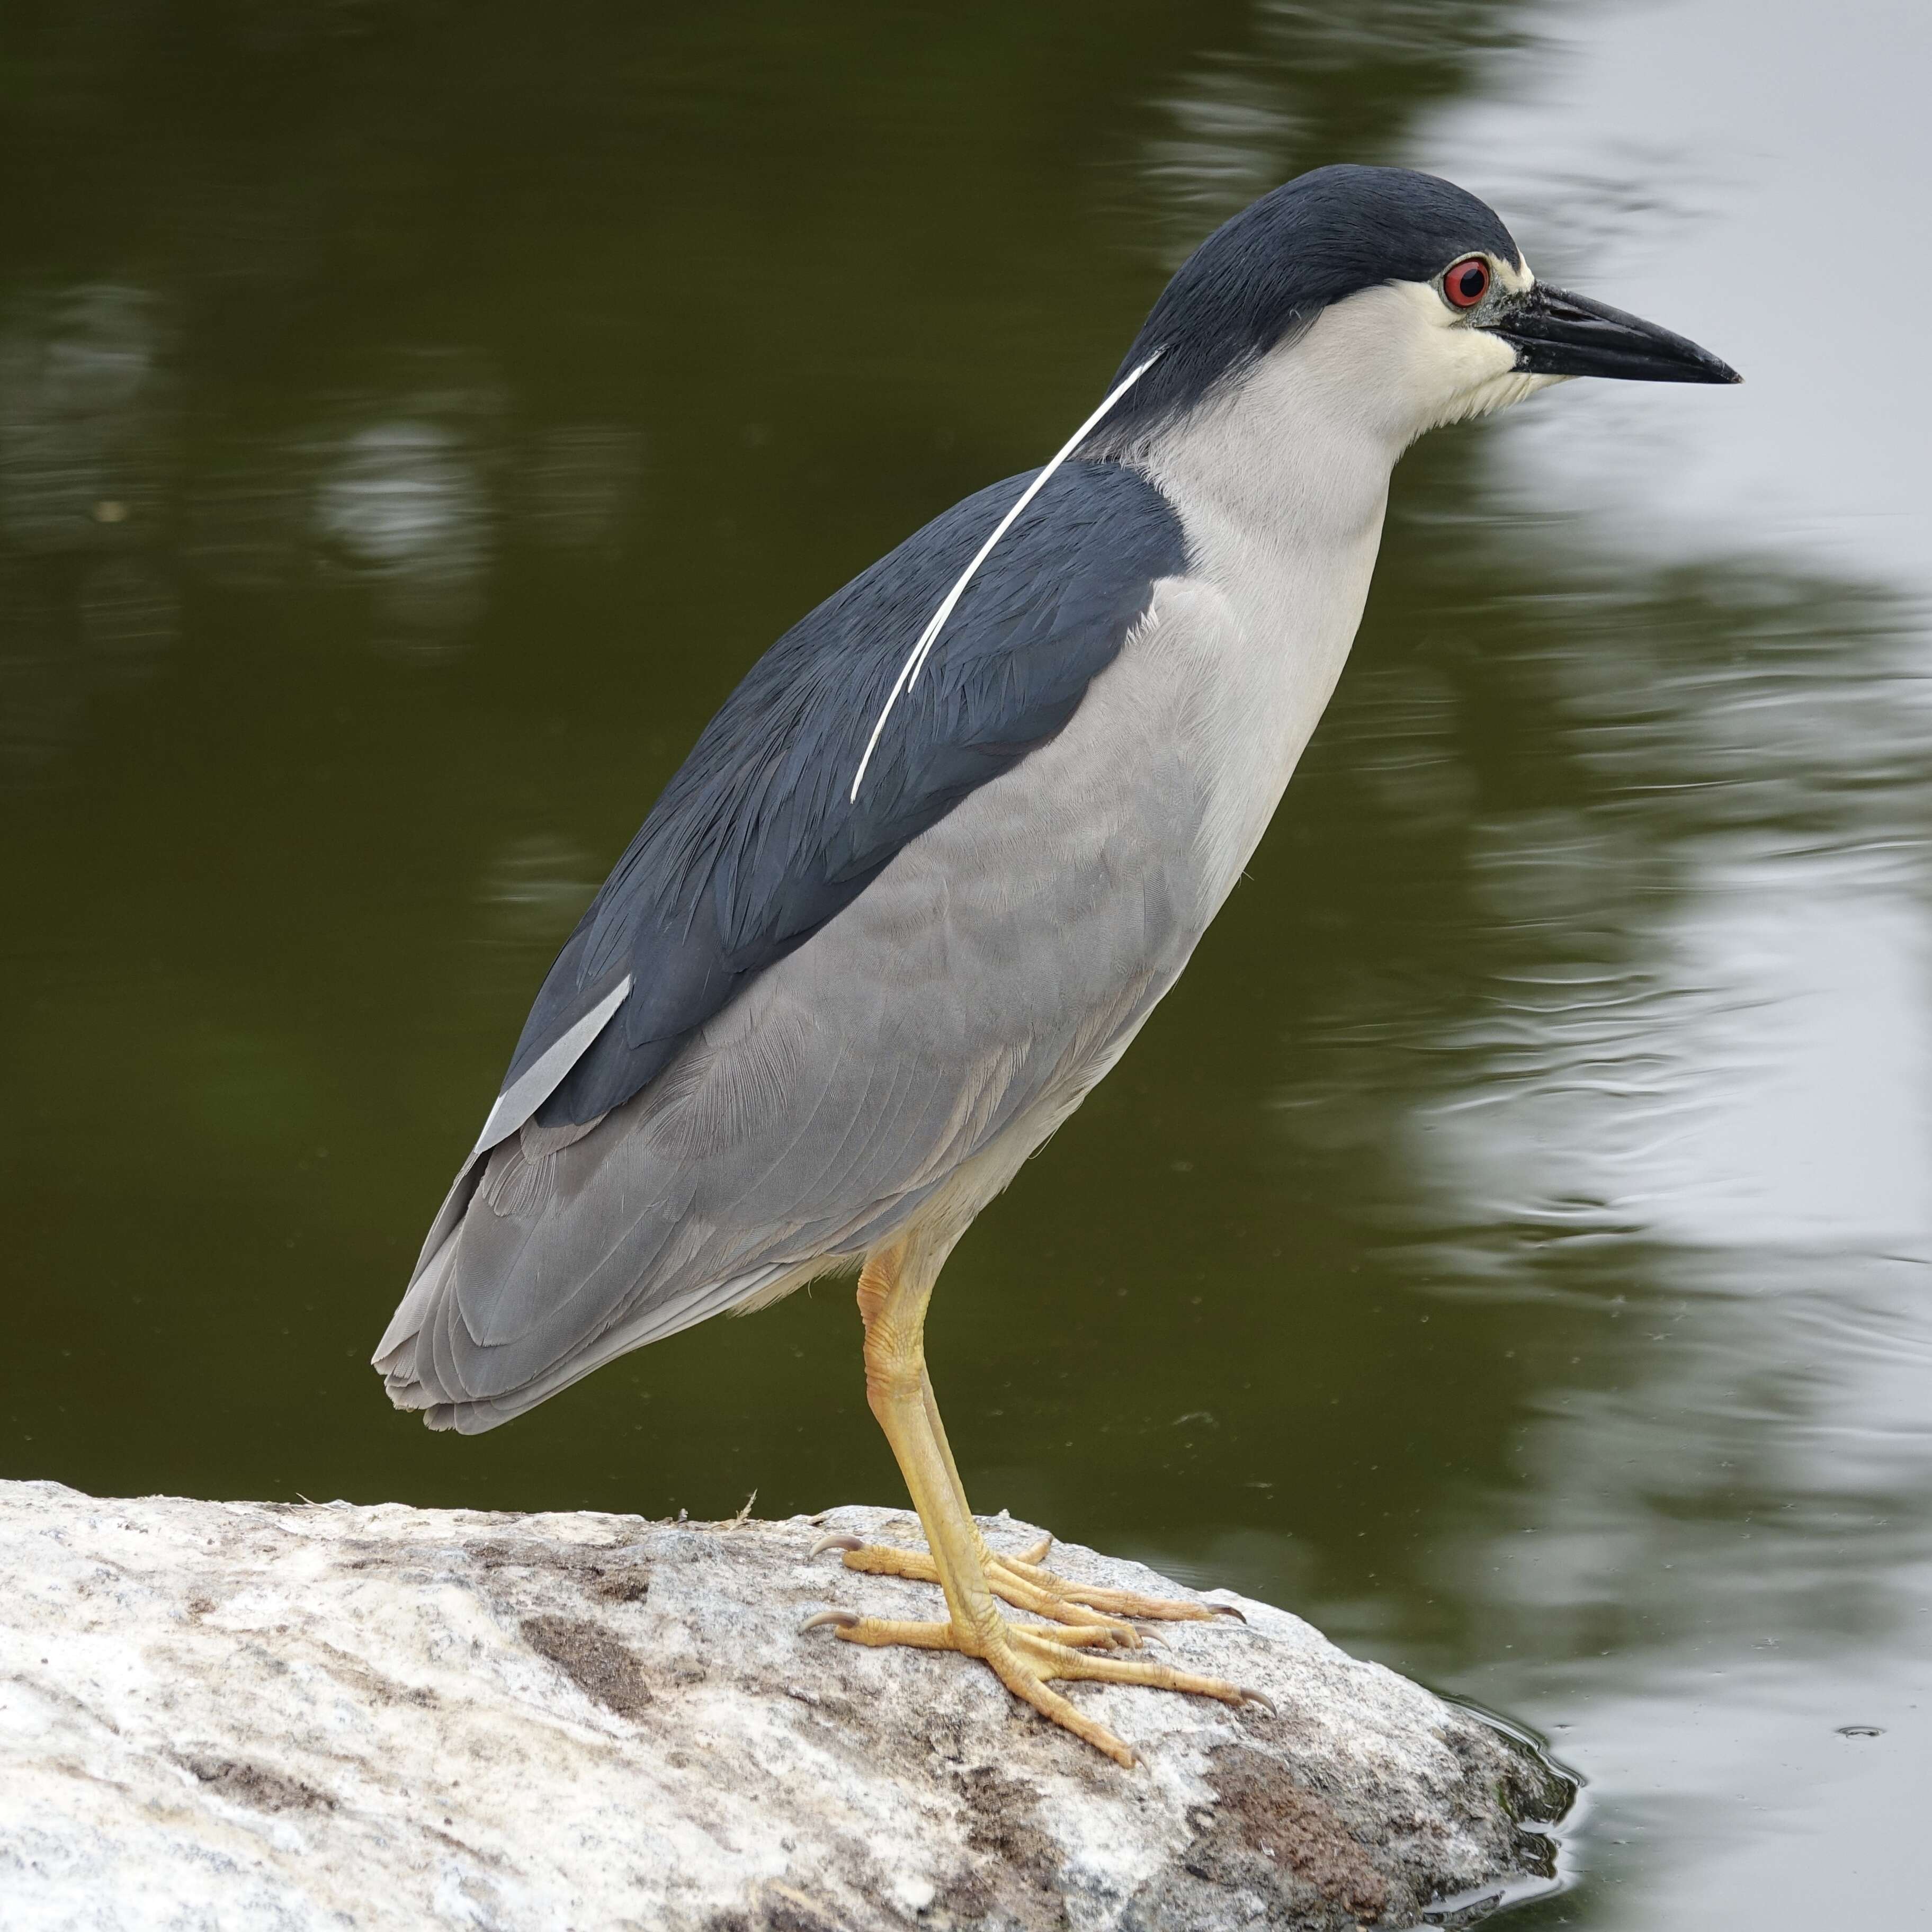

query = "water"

[{"left": 4, "top": 5, "right": 1927, "bottom": 1924}]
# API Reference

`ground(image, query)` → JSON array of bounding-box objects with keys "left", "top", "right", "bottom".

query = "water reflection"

[
  {"left": 0, "top": 285, "right": 173, "bottom": 553},
  {"left": 481, "top": 833, "right": 600, "bottom": 943},
  {"left": 1399, "top": 6, "right": 1932, "bottom": 1912},
  {"left": 1260, "top": 518, "right": 1932, "bottom": 1922},
  {"left": 524, "top": 423, "right": 646, "bottom": 553},
  {"left": 314, "top": 417, "right": 493, "bottom": 651},
  {"left": 1140, "top": 0, "right": 1531, "bottom": 263},
  {"left": 1443, "top": 0, "right": 1932, "bottom": 593},
  {"left": 0, "top": 285, "right": 180, "bottom": 783},
  {"left": 1133, "top": 4, "right": 1932, "bottom": 1922},
  {"left": 184, "top": 443, "right": 310, "bottom": 593}
]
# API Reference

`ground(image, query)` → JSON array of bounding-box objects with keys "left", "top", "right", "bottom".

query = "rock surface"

[{"left": 0, "top": 1480, "right": 1570, "bottom": 1930}]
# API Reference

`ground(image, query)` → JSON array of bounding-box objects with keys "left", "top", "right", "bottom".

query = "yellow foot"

[
  {"left": 802, "top": 1607, "right": 1273, "bottom": 1768},
  {"left": 809, "top": 1528, "right": 1244, "bottom": 1645}
]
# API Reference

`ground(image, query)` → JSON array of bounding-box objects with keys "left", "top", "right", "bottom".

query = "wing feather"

[
  {"left": 376, "top": 461, "right": 1209, "bottom": 1429},
  {"left": 498, "top": 458, "right": 1186, "bottom": 1130}
]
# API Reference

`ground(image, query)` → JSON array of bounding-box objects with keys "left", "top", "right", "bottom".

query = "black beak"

[{"left": 1488, "top": 284, "right": 1741, "bottom": 384}]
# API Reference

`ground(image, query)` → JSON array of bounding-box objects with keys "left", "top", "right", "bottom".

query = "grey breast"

[{"left": 374, "top": 458, "right": 1217, "bottom": 1433}]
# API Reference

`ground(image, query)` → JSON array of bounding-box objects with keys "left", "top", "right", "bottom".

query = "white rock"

[{"left": 0, "top": 1481, "right": 1569, "bottom": 1930}]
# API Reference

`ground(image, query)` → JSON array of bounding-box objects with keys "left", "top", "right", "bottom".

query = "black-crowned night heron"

[{"left": 375, "top": 165, "right": 1737, "bottom": 1764}]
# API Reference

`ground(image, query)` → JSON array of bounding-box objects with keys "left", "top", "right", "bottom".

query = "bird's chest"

[
  {"left": 861, "top": 466, "right": 1390, "bottom": 1067},
  {"left": 1135, "top": 495, "right": 1388, "bottom": 920},
  {"left": 1126, "top": 345, "right": 1403, "bottom": 916}
]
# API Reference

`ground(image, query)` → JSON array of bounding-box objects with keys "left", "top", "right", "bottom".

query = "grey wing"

[{"left": 373, "top": 580, "right": 1229, "bottom": 1434}]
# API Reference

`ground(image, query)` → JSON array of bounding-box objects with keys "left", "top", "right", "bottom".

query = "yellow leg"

[
  {"left": 803, "top": 1241, "right": 1268, "bottom": 1768},
  {"left": 817, "top": 1355, "right": 1240, "bottom": 1642}
]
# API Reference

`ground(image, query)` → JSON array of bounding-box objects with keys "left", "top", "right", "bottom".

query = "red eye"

[{"left": 1443, "top": 256, "right": 1490, "bottom": 308}]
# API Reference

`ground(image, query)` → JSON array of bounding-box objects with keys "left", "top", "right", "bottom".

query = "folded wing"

[{"left": 375, "top": 459, "right": 1192, "bottom": 1429}]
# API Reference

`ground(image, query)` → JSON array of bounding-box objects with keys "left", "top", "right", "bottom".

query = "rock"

[{"left": 0, "top": 1480, "right": 1570, "bottom": 1929}]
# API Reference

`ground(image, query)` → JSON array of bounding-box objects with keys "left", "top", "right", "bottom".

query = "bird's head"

[{"left": 1096, "top": 164, "right": 1739, "bottom": 459}]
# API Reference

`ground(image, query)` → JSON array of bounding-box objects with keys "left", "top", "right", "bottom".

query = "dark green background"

[{"left": 6, "top": 6, "right": 1926, "bottom": 1925}]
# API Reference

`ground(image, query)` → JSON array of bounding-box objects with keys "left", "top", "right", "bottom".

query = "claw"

[
  {"left": 809, "top": 1532, "right": 865, "bottom": 1559},
  {"left": 1208, "top": 1600, "right": 1247, "bottom": 1622},
  {"left": 1240, "top": 1686, "right": 1277, "bottom": 1714},
  {"left": 800, "top": 1608, "right": 861, "bottom": 1633}
]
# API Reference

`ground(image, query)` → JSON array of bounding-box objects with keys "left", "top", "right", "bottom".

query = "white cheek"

[
  {"left": 1241, "top": 277, "right": 1562, "bottom": 452},
  {"left": 1371, "top": 283, "right": 1533, "bottom": 435},
  {"left": 1442, "top": 323, "right": 1518, "bottom": 387},
  {"left": 1294, "top": 282, "right": 1474, "bottom": 440},
  {"left": 1425, "top": 325, "right": 1523, "bottom": 424},
  {"left": 1398, "top": 286, "right": 1563, "bottom": 432}
]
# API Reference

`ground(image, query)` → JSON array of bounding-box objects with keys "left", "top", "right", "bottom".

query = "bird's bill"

[{"left": 1487, "top": 284, "right": 1741, "bottom": 384}]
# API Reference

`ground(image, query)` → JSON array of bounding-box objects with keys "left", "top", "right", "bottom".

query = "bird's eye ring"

[{"left": 1442, "top": 256, "right": 1490, "bottom": 309}]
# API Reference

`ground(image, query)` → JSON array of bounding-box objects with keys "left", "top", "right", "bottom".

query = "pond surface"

[{"left": 4, "top": 4, "right": 1927, "bottom": 1924}]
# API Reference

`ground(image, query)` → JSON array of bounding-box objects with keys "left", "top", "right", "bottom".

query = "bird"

[{"left": 374, "top": 164, "right": 1737, "bottom": 1766}]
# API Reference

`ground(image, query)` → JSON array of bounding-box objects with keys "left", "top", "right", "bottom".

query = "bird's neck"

[
  {"left": 1123, "top": 347, "right": 1402, "bottom": 882},
  {"left": 1137, "top": 343, "right": 1399, "bottom": 740},
  {"left": 1138, "top": 344, "right": 1403, "bottom": 576}
]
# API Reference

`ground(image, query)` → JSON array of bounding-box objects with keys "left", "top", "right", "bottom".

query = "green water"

[{"left": 6, "top": 5, "right": 1928, "bottom": 1924}]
